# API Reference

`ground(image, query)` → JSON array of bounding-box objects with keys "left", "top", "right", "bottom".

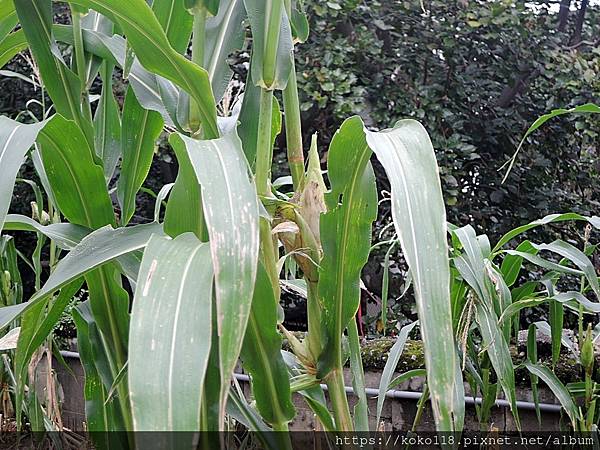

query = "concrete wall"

[{"left": 45, "top": 354, "right": 563, "bottom": 432}]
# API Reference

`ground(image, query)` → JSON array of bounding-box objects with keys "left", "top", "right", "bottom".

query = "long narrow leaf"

[
  {"left": 365, "top": 118, "right": 464, "bottom": 432},
  {"left": 171, "top": 130, "right": 260, "bottom": 423},
  {"left": 129, "top": 233, "right": 212, "bottom": 440}
]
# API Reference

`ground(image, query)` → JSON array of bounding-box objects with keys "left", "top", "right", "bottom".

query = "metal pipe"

[
  {"left": 59, "top": 352, "right": 562, "bottom": 414},
  {"left": 232, "top": 373, "right": 562, "bottom": 413}
]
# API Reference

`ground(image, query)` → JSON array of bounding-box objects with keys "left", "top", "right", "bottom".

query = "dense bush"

[{"left": 297, "top": 0, "right": 599, "bottom": 236}]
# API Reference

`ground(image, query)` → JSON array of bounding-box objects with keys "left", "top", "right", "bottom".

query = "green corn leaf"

[
  {"left": 3, "top": 214, "right": 88, "bottom": 249},
  {"left": 504, "top": 250, "right": 583, "bottom": 277},
  {"left": 532, "top": 240, "right": 600, "bottom": 298},
  {"left": 0, "top": 223, "right": 161, "bottom": 330},
  {"left": 475, "top": 301, "right": 520, "bottom": 429},
  {"left": 73, "top": 300, "right": 130, "bottom": 440},
  {"left": 364, "top": 118, "right": 465, "bottom": 433},
  {"left": 15, "top": 0, "right": 93, "bottom": 144},
  {"left": 0, "top": 0, "right": 17, "bottom": 42},
  {"left": 521, "top": 360, "right": 579, "bottom": 428},
  {"left": 81, "top": 10, "right": 113, "bottom": 86},
  {"left": 244, "top": 0, "right": 293, "bottom": 90},
  {"left": 500, "top": 240, "right": 536, "bottom": 287},
  {"left": 129, "top": 233, "right": 212, "bottom": 438},
  {"left": 152, "top": 0, "right": 193, "bottom": 54},
  {"left": 163, "top": 139, "right": 205, "bottom": 239},
  {"left": 37, "top": 115, "right": 114, "bottom": 228},
  {"left": 0, "top": 29, "right": 27, "bottom": 68},
  {"left": 240, "top": 263, "right": 295, "bottom": 427},
  {"left": 0, "top": 117, "right": 47, "bottom": 233},
  {"left": 117, "top": 87, "right": 164, "bottom": 225},
  {"left": 502, "top": 103, "right": 600, "bottom": 182},
  {"left": 526, "top": 324, "right": 541, "bottom": 424},
  {"left": 500, "top": 292, "right": 600, "bottom": 326},
  {"left": 94, "top": 62, "right": 122, "bottom": 183},
  {"left": 493, "top": 213, "right": 600, "bottom": 253},
  {"left": 63, "top": 0, "right": 219, "bottom": 138},
  {"left": 317, "top": 117, "right": 378, "bottom": 378},
  {"left": 376, "top": 321, "right": 417, "bottom": 424},
  {"left": 171, "top": 130, "right": 260, "bottom": 423},
  {"left": 347, "top": 320, "right": 368, "bottom": 431},
  {"left": 204, "top": 0, "right": 245, "bottom": 101},
  {"left": 388, "top": 369, "right": 427, "bottom": 390}
]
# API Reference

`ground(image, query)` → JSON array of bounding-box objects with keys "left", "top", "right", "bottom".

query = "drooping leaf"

[
  {"left": 0, "top": 117, "right": 47, "bottom": 233},
  {"left": 533, "top": 240, "right": 600, "bottom": 298},
  {"left": 63, "top": 0, "right": 219, "bottom": 138},
  {"left": 171, "top": 130, "right": 260, "bottom": 422},
  {"left": 365, "top": 118, "right": 465, "bottom": 432},
  {"left": 521, "top": 360, "right": 579, "bottom": 428},
  {"left": 493, "top": 213, "right": 600, "bottom": 253},
  {"left": 502, "top": 103, "right": 600, "bottom": 181},
  {"left": 117, "top": 87, "right": 164, "bottom": 225},
  {"left": 3, "top": 214, "right": 88, "bottom": 249},
  {"left": 129, "top": 233, "right": 212, "bottom": 439},
  {"left": 0, "top": 223, "right": 162, "bottom": 330}
]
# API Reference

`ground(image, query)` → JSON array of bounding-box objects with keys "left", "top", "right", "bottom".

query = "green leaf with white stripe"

[
  {"left": 364, "top": 118, "right": 465, "bottom": 433},
  {"left": 129, "top": 233, "right": 213, "bottom": 438},
  {"left": 170, "top": 130, "right": 260, "bottom": 423}
]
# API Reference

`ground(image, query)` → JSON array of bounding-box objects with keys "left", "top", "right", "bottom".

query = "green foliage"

[{"left": 298, "top": 0, "right": 600, "bottom": 234}]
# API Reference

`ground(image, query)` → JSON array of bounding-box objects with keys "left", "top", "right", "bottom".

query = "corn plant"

[{"left": 0, "top": 0, "right": 468, "bottom": 444}]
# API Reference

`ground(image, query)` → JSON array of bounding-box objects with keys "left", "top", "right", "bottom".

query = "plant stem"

[
  {"left": 190, "top": 6, "right": 208, "bottom": 134},
  {"left": 326, "top": 367, "right": 354, "bottom": 431},
  {"left": 282, "top": 68, "right": 305, "bottom": 188},
  {"left": 282, "top": 0, "right": 305, "bottom": 188},
  {"left": 272, "top": 421, "right": 293, "bottom": 450},
  {"left": 255, "top": 88, "right": 274, "bottom": 196},
  {"left": 306, "top": 280, "right": 322, "bottom": 362},
  {"left": 70, "top": 7, "right": 93, "bottom": 124}
]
